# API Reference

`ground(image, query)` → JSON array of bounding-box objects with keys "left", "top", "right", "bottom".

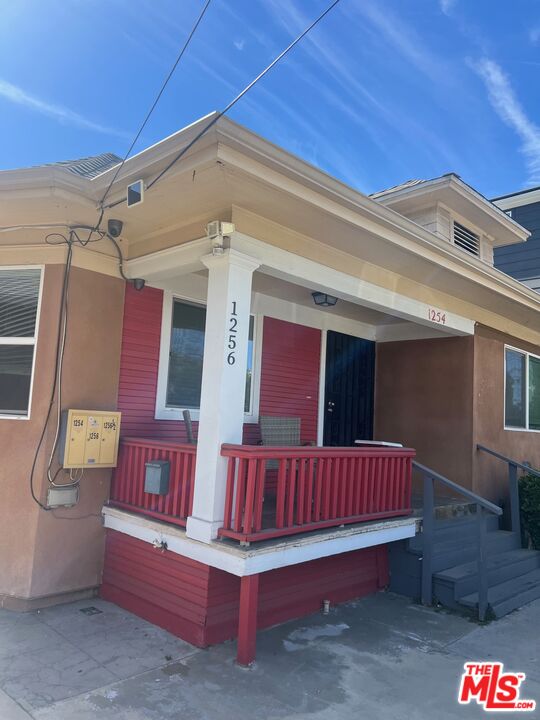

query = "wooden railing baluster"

[{"left": 219, "top": 445, "right": 415, "bottom": 544}]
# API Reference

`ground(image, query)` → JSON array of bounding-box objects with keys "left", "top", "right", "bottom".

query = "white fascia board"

[
  {"left": 376, "top": 322, "right": 452, "bottom": 343},
  {"left": 125, "top": 236, "right": 212, "bottom": 280},
  {"left": 219, "top": 149, "right": 540, "bottom": 310},
  {"left": 495, "top": 189, "right": 540, "bottom": 211},
  {"left": 232, "top": 233, "right": 475, "bottom": 336},
  {"left": 91, "top": 115, "right": 220, "bottom": 199},
  {"left": 251, "top": 292, "right": 377, "bottom": 341},
  {"left": 0, "top": 167, "right": 97, "bottom": 207},
  {"left": 102, "top": 506, "right": 417, "bottom": 577}
]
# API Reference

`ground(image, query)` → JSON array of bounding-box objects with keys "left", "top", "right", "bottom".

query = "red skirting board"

[{"left": 101, "top": 529, "right": 388, "bottom": 648}]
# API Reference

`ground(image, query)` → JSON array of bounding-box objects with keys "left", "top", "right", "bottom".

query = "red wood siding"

[
  {"left": 101, "top": 529, "right": 387, "bottom": 648},
  {"left": 206, "top": 545, "right": 386, "bottom": 645},
  {"left": 259, "top": 317, "right": 321, "bottom": 443},
  {"left": 117, "top": 287, "right": 321, "bottom": 444},
  {"left": 101, "top": 530, "right": 211, "bottom": 646},
  {"left": 117, "top": 284, "right": 187, "bottom": 440}
]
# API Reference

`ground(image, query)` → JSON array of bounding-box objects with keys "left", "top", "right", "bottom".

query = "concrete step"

[
  {"left": 434, "top": 549, "right": 540, "bottom": 606},
  {"left": 459, "top": 568, "right": 540, "bottom": 618}
]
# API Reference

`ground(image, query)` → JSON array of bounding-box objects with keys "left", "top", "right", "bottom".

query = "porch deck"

[{"left": 109, "top": 437, "right": 415, "bottom": 544}]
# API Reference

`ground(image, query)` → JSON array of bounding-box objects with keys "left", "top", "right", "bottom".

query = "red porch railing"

[
  {"left": 109, "top": 437, "right": 196, "bottom": 527},
  {"left": 220, "top": 444, "right": 415, "bottom": 543}
]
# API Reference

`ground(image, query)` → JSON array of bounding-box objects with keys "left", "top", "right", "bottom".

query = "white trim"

[
  {"left": 317, "top": 330, "right": 327, "bottom": 446},
  {"left": 102, "top": 506, "right": 417, "bottom": 576},
  {"left": 155, "top": 290, "right": 262, "bottom": 423},
  {"left": 250, "top": 291, "right": 377, "bottom": 341},
  {"left": 494, "top": 189, "right": 540, "bottom": 211},
  {"left": 0, "top": 265, "right": 44, "bottom": 421},
  {"left": 231, "top": 233, "right": 475, "bottom": 337},
  {"left": 249, "top": 313, "right": 263, "bottom": 422},
  {"left": 126, "top": 236, "right": 211, "bottom": 281},
  {"left": 504, "top": 344, "right": 540, "bottom": 433}
]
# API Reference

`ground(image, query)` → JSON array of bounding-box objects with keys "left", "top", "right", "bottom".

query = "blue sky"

[{"left": 0, "top": 0, "right": 539, "bottom": 197}]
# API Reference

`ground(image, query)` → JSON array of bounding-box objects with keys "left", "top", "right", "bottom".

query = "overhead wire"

[
  {"left": 103, "top": 0, "right": 343, "bottom": 209},
  {"left": 28, "top": 0, "right": 214, "bottom": 510},
  {"left": 28, "top": 0, "right": 342, "bottom": 510},
  {"left": 98, "top": 0, "right": 213, "bottom": 211}
]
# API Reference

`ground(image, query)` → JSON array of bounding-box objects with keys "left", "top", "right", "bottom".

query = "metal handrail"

[
  {"left": 477, "top": 444, "right": 540, "bottom": 477},
  {"left": 413, "top": 461, "right": 502, "bottom": 516},
  {"left": 413, "top": 460, "right": 502, "bottom": 622},
  {"left": 477, "top": 444, "right": 540, "bottom": 542}
]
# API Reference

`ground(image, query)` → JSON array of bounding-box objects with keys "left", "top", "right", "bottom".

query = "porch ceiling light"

[{"left": 312, "top": 291, "right": 338, "bottom": 307}]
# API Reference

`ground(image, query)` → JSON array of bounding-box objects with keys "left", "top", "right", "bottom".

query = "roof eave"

[{"left": 373, "top": 175, "right": 530, "bottom": 244}]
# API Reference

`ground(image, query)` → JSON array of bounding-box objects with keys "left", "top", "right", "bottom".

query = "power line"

[
  {"left": 103, "top": 0, "right": 342, "bottom": 209},
  {"left": 99, "top": 0, "right": 213, "bottom": 210}
]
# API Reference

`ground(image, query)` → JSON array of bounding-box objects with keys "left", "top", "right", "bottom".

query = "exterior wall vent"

[{"left": 453, "top": 221, "right": 480, "bottom": 256}]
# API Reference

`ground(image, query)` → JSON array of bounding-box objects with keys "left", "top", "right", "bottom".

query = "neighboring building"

[
  {"left": 1, "top": 116, "right": 540, "bottom": 664},
  {"left": 492, "top": 187, "right": 540, "bottom": 292}
]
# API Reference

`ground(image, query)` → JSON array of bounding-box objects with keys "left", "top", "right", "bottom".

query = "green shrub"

[{"left": 519, "top": 473, "right": 540, "bottom": 549}]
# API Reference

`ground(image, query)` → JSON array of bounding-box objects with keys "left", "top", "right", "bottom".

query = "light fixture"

[{"left": 312, "top": 291, "right": 338, "bottom": 307}]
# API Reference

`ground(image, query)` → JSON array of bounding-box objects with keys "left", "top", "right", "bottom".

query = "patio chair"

[{"left": 260, "top": 416, "right": 312, "bottom": 470}]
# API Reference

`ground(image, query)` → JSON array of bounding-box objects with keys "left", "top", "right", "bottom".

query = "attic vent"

[{"left": 453, "top": 221, "right": 480, "bottom": 256}]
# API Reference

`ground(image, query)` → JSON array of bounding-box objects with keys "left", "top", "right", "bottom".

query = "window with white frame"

[
  {"left": 0, "top": 268, "right": 42, "bottom": 418},
  {"left": 505, "top": 347, "right": 540, "bottom": 431},
  {"left": 161, "top": 297, "right": 256, "bottom": 416}
]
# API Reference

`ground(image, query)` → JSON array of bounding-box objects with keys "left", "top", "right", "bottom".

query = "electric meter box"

[{"left": 58, "top": 409, "right": 121, "bottom": 469}]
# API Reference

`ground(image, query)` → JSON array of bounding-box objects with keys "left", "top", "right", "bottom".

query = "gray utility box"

[{"left": 144, "top": 460, "right": 170, "bottom": 495}]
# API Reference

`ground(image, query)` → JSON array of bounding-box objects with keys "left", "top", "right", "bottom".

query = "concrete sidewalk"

[{"left": 0, "top": 592, "right": 538, "bottom": 719}]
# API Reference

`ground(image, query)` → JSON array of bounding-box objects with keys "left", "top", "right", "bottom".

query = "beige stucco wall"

[
  {"left": 473, "top": 325, "right": 540, "bottom": 503},
  {"left": 0, "top": 264, "right": 124, "bottom": 607},
  {"left": 374, "top": 336, "right": 475, "bottom": 495},
  {"left": 375, "top": 328, "right": 540, "bottom": 506}
]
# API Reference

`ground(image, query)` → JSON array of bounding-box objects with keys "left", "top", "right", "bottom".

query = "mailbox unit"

[{"left": 58, "top": 409, "right": 121, "bottom": 469}]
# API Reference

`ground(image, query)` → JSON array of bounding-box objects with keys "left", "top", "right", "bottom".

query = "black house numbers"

[{"left": 227, "top": 301, "right": 238, "bottom": 365}]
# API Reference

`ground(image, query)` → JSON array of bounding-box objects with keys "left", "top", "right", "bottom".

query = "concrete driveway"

[{"left": 0, "top": 592, "right": 538, "bottom": 719}]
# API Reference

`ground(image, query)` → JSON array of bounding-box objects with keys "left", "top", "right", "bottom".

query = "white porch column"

[{"left": 186, "top": 249, "right": 260, "bottom": 543}]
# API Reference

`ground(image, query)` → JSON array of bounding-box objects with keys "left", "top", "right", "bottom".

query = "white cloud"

[
  {"left": 233, "top": 39, "right": 245, "bottom": 51},
  {"left": 0, "top": 78, "right": 128, "bottom": 139},
  {"left": 439, "top": 0, "right": 456, "bottom": 15},
  {"left": 473, "top": 58, "right": 540, "bottom": 183}
]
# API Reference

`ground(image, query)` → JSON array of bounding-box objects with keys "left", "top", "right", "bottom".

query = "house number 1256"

[{"left": 227, "top": 301, "right": 238, "bottom": 365}]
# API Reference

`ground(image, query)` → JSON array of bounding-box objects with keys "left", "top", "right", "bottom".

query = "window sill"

[
  {"left": 0, "top": 414, "right": 30, "bottom": 421},
  {"left": 504, "top": 426, "right": 540, "bottom": 434},
  {"left": 155, "top": 407, "right": 259, "bottom": 424}
]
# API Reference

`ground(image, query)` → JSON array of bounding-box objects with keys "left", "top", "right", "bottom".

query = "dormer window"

[{"left": 453, "top": 221, "right": 480, "bottom": 256}]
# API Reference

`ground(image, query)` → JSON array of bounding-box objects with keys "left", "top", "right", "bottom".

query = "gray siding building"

[{"left": 493, "top": 188, "right": 540, "bottom": 292}]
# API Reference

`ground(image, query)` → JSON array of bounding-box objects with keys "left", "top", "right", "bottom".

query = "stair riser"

[
  {"left": 408, "top": 516, "right": 500, "bottom": 550},
  {"left": 390, "top": 550, "right": 423, "bottom": 577},
  {"left": 410, "top": 534, "right": 521, "bottom": 572},
  {"left": 433, "top": 556, "right": 540, "bottom": 605},
  {"left": 451, "top": 556, "right": 540, "bottom": 599},
  {"left": 388, "top": 571, "right": 421, "bottom": 600},
  {"left": 492, "top": 585, "right": 540, "bottom": 617}
]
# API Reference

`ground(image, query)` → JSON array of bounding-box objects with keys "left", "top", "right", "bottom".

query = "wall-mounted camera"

[{"left": 107, "top": 219, "right": 123, "bottom": 238}]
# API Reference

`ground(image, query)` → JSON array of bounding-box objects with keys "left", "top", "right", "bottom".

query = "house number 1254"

[{"left": 227, "top": 301, "right": 238, "bottom": 365}]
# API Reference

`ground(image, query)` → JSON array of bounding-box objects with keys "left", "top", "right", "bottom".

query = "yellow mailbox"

[{"left": 60, "top": 410, "right": 121, "bottom": 469}]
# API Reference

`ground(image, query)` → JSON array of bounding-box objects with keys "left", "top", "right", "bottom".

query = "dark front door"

[{"left": 323, "top": 330, "right": 375, "bottom": 446}]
